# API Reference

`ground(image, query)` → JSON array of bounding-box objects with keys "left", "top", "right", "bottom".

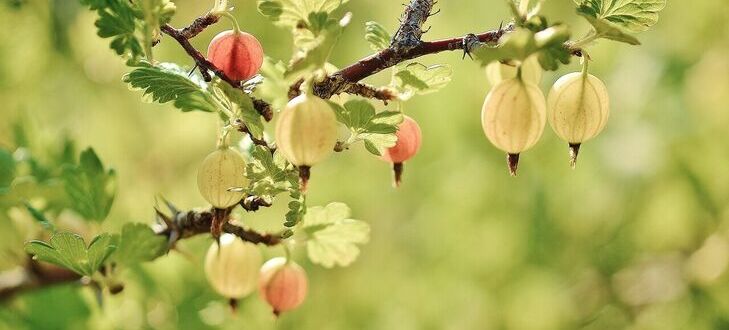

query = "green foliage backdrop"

[{"left": 2, "top": 0, "right": 729, "bottom": 329}]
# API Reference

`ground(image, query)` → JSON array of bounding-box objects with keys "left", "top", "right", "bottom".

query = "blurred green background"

[{"left": 2, "top": 0, "right": 729, "bottom": 329}]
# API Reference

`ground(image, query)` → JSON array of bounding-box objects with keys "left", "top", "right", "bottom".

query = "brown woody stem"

[{"left": 0, "top": 0, "right": 557, "bottom": 303}]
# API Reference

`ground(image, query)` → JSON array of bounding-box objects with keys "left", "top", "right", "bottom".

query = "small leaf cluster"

[
  {"left": 473, "top": 23, "right": 571, "bottom": 71},
  {"left": 473, "top": 0, "right": 665, "bottom": 70},
  {"left": 244, "top": 146, "right": 306, "bottom": 227},
  {"left": 258, "top": 0, "right": 351, "bottom": 74},
  {"left": 123, "top": 62, "right": 264, "bottom": 139},
  {"left": 80, "top": 0, "right": 175, "bottom": 63},
  {"left": 329, "top": 100, "right": 403, "bottom": 156},
  {"left": 364, "top": 21, "right": 453, "bottom": 100},
  {"left": 1, "top": 126, "right": 166, "bottom": 278},
  {"left": 25, "top": 223, "right": 167, "bottom": 277},
  {"left": 1, "top": 124, "right": 115, "bottom": 221}
]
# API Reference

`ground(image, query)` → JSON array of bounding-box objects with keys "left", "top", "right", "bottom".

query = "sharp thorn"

[
  {"left": 154, "top": 207, "right": 173, "bottom": 228},
  {"left": 159, "top": 195, "right": 179, "bottom": 214},
  {"left": 167, "top": 230, "right": 180, "bottom": 251},
  {"left": 188, "top": 63, "right": 198, "bottom": 77}
]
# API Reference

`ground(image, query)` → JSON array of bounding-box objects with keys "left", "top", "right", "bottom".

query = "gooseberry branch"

[
  {"left": 158, "top": 0, "right": 521, "bottom": 104},
  {"left": 0, "top": 203, "right": 282, "bottom": 301},
  {"left": 310, "top": 25, "right": 513, "bottom": 99},
  {"left": 1, "top": 0, "right": 584, "bottom": 302}
]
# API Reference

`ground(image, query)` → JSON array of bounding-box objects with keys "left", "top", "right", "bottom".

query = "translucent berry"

[
  {"left": 547, "top": 72, "right": 610, "bottom": 168},
  {"left": 275, "top": 94, "right": 338, "bottom": 191},
  {"left": 481, "top": 78, "right": 547, "bottom": 176},
  {"left": 204, "top": 234, "right": 262, "bottom": 299},
  {"left": 197, "top": 147, "right": 248, "bottom": 208}
]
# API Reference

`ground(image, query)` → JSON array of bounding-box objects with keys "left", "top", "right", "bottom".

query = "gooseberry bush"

[{"left": 0, "top": 0, "right": 665, "bottom": 318}]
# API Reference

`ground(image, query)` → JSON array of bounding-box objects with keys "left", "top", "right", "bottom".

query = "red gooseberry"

[
  {"left": 207, "top": 30, "right": 264, "bottom": 81},
  {"left": 380, "top": 115, "right": 422, "bottom": 187},
  {"left": 259, "top": 257, "right": 308, "bottom": 317}
]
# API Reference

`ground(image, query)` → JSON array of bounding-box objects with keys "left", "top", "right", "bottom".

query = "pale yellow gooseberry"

[{"left": 481, "top": 78, "right": 547, "bottom": 176}]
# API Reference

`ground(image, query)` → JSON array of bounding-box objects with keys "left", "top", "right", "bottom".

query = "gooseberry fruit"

[
  {"left": 197, "top": 147, "right": 248, "bottom": 209},
  {"left": 275, "top": 94, "right": 338, "bottom": 191},
  {"left": 207, "top": 30, "right": 264, "bottom": 81},
  {"left": 204, "top": 234, "right": 262, "bottom": 299},
  {"left": 481, "top": 78, "right": 547, "bottom": 176},
  {"left": 547, "top": 72, "right": 610, "bottom": 167},
  {"left": 485, "top": 56, "right": 543, "bottom": 86},
  {"left": 380, "top": 115, "right": 422, "bottom": 187},
  {"left": 259, "top": 257, "right": 308, "bottom": 316}
]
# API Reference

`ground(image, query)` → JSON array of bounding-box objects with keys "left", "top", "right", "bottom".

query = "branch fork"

[{"left": 1, "top": 0, "right": 533, "bottom": 302}]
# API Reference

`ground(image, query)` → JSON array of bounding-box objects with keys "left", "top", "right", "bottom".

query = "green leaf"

[
  {"left": 577, "top": 10, "right": 641, "bottom": 45},
  {"left": 245, "top": 146, "right": 305, "bottom": 227},
  {"left": 61, "top": 148, "right": 116, "bottom": 222},
  {"left": 533, "top": 25, "right": 573, "bottom": 70},
  {"left": 0, "top": 176, "right": 69, "bottom": 211},
  {"left": 81, "top": 0, "right": 176, "bottom": 62},
  {"left": 303, "top": 202, "right": 370, "bottom": 268},
  {"left": 473, "top": 28, "right": 535, "bottom": 64},
  {"left": 257, "top": 0, "right": 349, "bottom": 29},
  {"left": 334, "top": 99, "right": 375, "bottom": 130},
  {"left": 575, "top": 0, "right": 666, "bottom": 33},
  {"left": 86, "top": 0, "right": 143, "bottom": 60},
  {"left": 331, "top": 100, "right": 403, "bottom": 155},
  {"left": 23, "top": 202, "right": 56, "bottom": 232},
  {"left": 138, "top": 0, "right": 177, "bottom": 61},
  {"left": 123, "top": 63, "right": 218, "bottom": 112},
  {"left": 363, "top": 140, "right": 381, "bottom": 156},
  {"left": 246, "top": 146, "right": 298, "bottom": 199},
  {"left": 214, "top": 82, "right": 265, "bottom": 139},
  {"left": 112, "top": 223, "right": 167, "bottom": 266},
  {"left": 87, "top": 234, "right": 117, "bottom": 272},
  {"left": 0, "top": 148, "right": 14, "bottom": 193},
  {"left": 472, "top": 26, "right": 571, "bottom": 71},
  {"left": 25, "top": 232, "right": 117, "bottom": 276},
  {"left": 364, "top": 21, "right": 391, "bottom": 51},
  {"left": 370, "top": 110, "right": 406, "bottom": 126},
  {"left": 287, "top": 12, "right": 351, "bottom": 79},
  {"left": 392, "top": 63, "right": 452, "bottom": 100},
  {"left": 257, "top": 0, "right": 350, "bottom": 80},
  {"left": 253, "top": 57, "right": 293, "bottom": 111},
  {"left": 284, "top": 196, "right": 307, "bottom": 227},
  {"left": 355, "top": 132, "right": 399, "bottom": 155}
]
